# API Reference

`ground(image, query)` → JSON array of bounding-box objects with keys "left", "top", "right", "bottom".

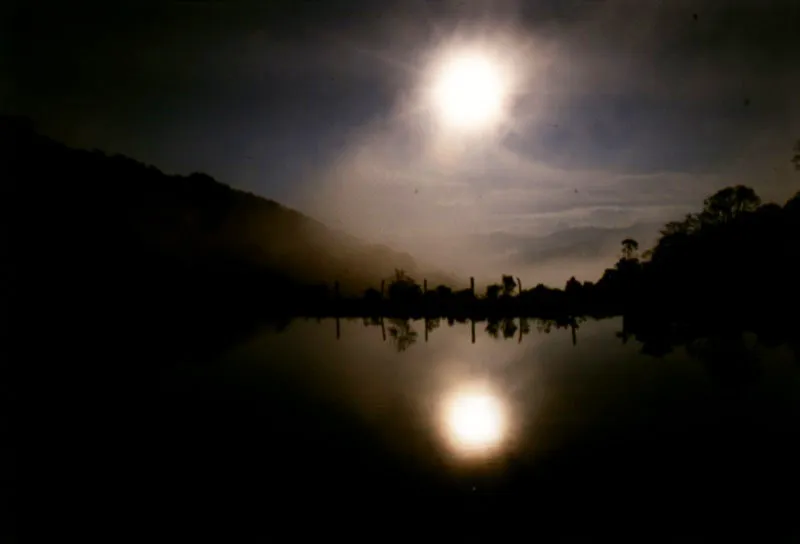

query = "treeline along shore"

[{"left": 5, "top": 116, "right": 800, "bottom": 339}]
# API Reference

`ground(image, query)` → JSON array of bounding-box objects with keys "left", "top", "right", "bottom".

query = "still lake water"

[
  {"left": 124, "top": 317, "right": 800, "bottom": 539},
  {"left": 30, "top": 316, "right": 798, "bottom": 539}
]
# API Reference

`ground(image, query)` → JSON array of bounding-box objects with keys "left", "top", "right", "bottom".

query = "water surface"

[{"left": 56, "top": 317, "right": 800, "bottom": 539}]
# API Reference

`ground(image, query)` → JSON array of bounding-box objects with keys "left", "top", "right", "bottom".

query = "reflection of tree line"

[
  {"left": 339, "top": 316, "right": 583, "bottom": 352},
  {"left": 616, "top": 312, "right": 800, "bottom": 385},
  {"left": 325, "top": 312, "right": 800, "bottom": 386}
]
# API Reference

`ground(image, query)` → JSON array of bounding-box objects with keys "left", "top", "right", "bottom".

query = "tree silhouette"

[
  {"left": 565, "top": 276, "right": 582, "bottom": 295},
  {"left": 501, "top": 318, "right": 518, "bottom": 339},
  {"left": 519, "top": 317, "right": 531, "bottom": 338},
  {"left": 485, "top": 318, "right": 500, "bottom": 338},
  {"left": 620, "top": 238, "right": 639, "bottom": 260},
  {"left": 394, "top": 269, "right": 410, "bottom": 283},
  {"left": 786, "top": 191, "right": 800, "bottom": 215},
  {"left": 501, "top": 275, "right": 517, "bottom": 297},
  {"left": 485, "top": 284, "right": 502, "bottom": 300},
  {"left": 700, "top": 185, "right": 761, "bottom": 225},
  {"left": 363, "top": 288, "right": 382, "bottom": 302},
  {"left": 536, "top": 319, "right": 554, "bottom": 334},
  {"left": 435, "top": 285, "right": 453, "bottom": 299},
  {"left": 386, "top": 318, "right": 418, "bottom": 352},
  {"left": 387, "top": 269, "right": 422, "bottom": 302}
]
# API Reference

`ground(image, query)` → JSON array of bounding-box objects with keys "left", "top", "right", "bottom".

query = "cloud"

[{"left": 501, "top": 0, "right": 800, "bottom": 172}]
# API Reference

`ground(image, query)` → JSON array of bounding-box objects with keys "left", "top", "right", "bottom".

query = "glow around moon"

[
  {"left": 431, "top": 53, "right": 506, "bottom": 130},
  {"left": 421, "top": 35, "right": 526, "bottom": 138},
  {"left": 441, "top": 384, "right": 508, "bottom": 457}
]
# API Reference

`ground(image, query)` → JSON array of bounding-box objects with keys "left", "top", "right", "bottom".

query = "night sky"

[{"left": 5, "top": 0, "right": 799, "bottom": 281}]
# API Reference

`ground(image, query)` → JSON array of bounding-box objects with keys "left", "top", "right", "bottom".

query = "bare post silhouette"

[
  {"left": 471, "top": 319, "right": 476, "bottom": 344},
  {"left": 470, "top": 277, "right": 475, "bottom": 296},
  {"left": 620, "top": 314, "right": 630, "bottom": 344},
  {"left": 381, "top": 317, "right": 386, "bottom": 341},
  {"left": 423, "top": 278, "right": 427, "bottom": 294},
  {"left": 425, "top": 317, "right": 428, "bottom": 342},
  {"left": 571, "top": 321, "right": 577, "bottom": 346}
]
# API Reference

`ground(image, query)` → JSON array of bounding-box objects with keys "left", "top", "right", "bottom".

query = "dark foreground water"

[{"left": 19, "top": 317, "right": 800, "bottom": 541}]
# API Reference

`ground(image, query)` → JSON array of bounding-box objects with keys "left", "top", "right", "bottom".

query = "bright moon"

[
  {"left": 442, "top": 390, "right": 506, "bottom": 456},
  {"left": 431, "top": 53, "right": 506, "bottom": 130}
]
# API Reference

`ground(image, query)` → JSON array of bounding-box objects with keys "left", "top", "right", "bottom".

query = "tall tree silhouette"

[
  {"left": 620, "top": 238, "right": 639, "bottom": 260},
  {"left": 501, "top": 275, "right": 517, "bottom": 297}
]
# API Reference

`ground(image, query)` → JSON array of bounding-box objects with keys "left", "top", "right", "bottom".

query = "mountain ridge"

[{"left": 2, "top": 116, "right": 455, "bottom": 298}]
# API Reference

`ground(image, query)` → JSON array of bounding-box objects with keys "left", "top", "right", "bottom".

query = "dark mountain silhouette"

[{"left": 2, "top": 116, "right": 453, "bottom": 321}]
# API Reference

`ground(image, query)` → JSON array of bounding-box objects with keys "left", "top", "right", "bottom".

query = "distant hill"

[
  {"left": 2, "top": 116, "right": 453, "bottom": 317},
  {"left": 478, "top": 223, "right": 663, "bottom": 265}
]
